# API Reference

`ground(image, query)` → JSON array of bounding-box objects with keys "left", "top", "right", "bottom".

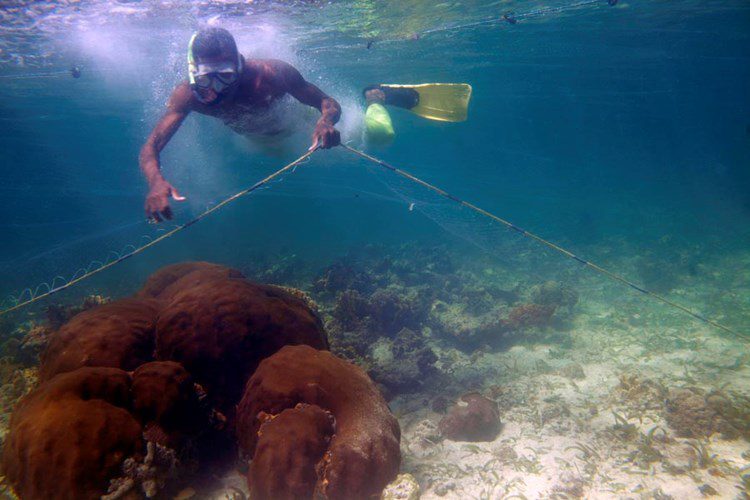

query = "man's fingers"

[
  {"left": 150, "top": 212, "right": 163, "bottom": 223},
  {"left": 171, "top": 188, "right": 186, "bottom": 201},
  {"left": 309, "top": 137, "right": 319, "bottom": 152},
  {"left": 162, "top": 206, "right": 173, "bottom": 220}
]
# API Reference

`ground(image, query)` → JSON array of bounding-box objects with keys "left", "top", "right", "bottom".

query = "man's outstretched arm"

[
  {"left": 279, "top": 62, "right": 341, "bottom": 150},
  {"left": 139, "top": 83, "right": 191, "bottom": 222}
]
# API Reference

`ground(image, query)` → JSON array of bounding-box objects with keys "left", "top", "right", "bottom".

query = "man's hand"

[
  {"left": 310, "top": 121, "right": 341, "bottom": 151},
  {"left": 145, "top": 179, "right": 186, "bottom": 222}
]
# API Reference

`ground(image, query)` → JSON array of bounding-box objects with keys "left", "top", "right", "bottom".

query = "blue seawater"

[{"left": 1, "top": 1, "right": 748, "bottom": 313}]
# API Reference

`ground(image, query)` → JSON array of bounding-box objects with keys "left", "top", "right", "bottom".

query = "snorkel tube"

[{"left": 187, "top": 32, "right": 199, "bottom": 89}]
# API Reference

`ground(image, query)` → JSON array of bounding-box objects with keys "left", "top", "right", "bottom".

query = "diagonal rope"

[
  {"left": 340, "top": 144, "right": 745, "bottom": 341},
  {"left": 0, "top": 148, "right": 317, "bottom": 316}
]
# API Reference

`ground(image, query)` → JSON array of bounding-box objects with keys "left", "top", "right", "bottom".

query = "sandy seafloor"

[
  {"left": 383, "top": 247, "right": 750, "bottom": 499},
  {"left": 0, "top": 240, "right": 748, "bottom": 500}
]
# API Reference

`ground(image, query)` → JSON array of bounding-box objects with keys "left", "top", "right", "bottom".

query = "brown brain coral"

[
  {"left": 131, "top": 361, "right": 207, "bottom": 448},
  {"left": 137, "top": 261, "right": 246, "bottom": 302},
  {"left": 2, "top": 262, "right": 399, "bottom": 500},
  {"left": 1, "top": 367, "right": 144, "bottom": 500},
  {"left": 250, "top": 403, "right": 335, "bottom": 500},
  {"left": 39, "top": 297, "right": 160, "bottom": 381},
  {"left": 155, "top": 276, "right": 328, "bottom": 409},
  {"left": 237, "top": 344, "right": 401, "bottom": 500}
]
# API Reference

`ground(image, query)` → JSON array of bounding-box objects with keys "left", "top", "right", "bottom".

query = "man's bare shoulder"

[
  {"left": 244, "top": 58, "right": 302, "bottom": 85},
  {"left": 167, "top": 82, "right": 194, "bottom": 112}
]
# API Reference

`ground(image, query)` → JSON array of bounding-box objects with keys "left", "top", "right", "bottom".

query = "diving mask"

[
  {"left": 193, "top": 62, "right": 239, "bottom": 93},
  {"left": 187, "top": 32, "right": 242, "bottom": 103}
]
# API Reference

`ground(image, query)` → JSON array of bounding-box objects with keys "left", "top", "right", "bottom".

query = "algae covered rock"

[
  {"left": 665, "top": 387, "right": 749, "bottom": 439},
  {"left": 368, "top": 328, "right": 437, "bottom": 393},
  {"left": 428, "top": 299, "right": 508, "bottom": 348},
  {"left": 529, "top": 280, "right": 578, "bottom": 314},
  {"left": 381, "top": 473, "right": 420, "bottom": 500}
]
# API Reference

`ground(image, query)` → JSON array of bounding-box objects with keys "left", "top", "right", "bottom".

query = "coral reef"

[
  {"left": 428, "top": 299, "right": 509, "bottom": 348},
  {"left": 1, "top": 367, "right": 144, "bottom": 500},
  {"left": 104, "top": 440, "right": 179, "bottom": 500},
  {"left": 249, "top": 403, "right": 335, "bottom": 500},
  {"left": 39, "top": 297, "right": 160, "bottom": 381},
  {"left": 313, "top": 261, "right": 373, "bottom": 296},
  {"left": 1, "top": 261, "right": 400, "bottom": 500},
  {"left": 131, "top": 361, "right": 206, "bottom": 448},
  {"left": 0, "top": 322, "right": 51, "bottom": 368},
  {"left": 368, "top": 328, "right": 437, "bottom": 394},
  {"left": 137, "top": 261, "right": 244, "bottom": 302},
  {"left": 155, "top": 274, "right": 328, "bottom": 409},
  {"left": 0, "top": 293, "right": 121, "bottom": 373},
  {"left": 45, "top": 294, "right": 110, "bottom": 330},
  {"left": 237, "top": 345, "right": 401, "bottom": 500},
  {"left": 438, "top": 392, "right": 502, "bottom": 442},
  {"left": 331, "top": 286, "right": 429, "bottom": 337},
  {"left": 332, "top": 289, "right": 371, "bottom": 333}
]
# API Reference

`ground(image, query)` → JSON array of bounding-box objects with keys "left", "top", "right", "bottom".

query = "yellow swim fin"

[{"left": 380, "top": 83, "right": 472, "bottom": 122}]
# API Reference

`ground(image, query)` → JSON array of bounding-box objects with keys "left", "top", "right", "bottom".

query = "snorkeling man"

[{"left": 140, "top": 27, "right": 341, "bottom": 222}]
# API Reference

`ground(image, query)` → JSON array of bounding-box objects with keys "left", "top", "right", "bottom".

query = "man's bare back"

[
  {"left": 139, "top": 28, "right": 341, "bottom": 223},
  {"left": 181, "top": 59, "right": 329, "bottom": 135}
]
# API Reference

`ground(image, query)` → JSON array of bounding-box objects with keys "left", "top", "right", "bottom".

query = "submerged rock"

[
  {"left": 428, "top": 299, "right": 509, "bottom": 348},
  {"left": 502, "top": 303, "right": 556, "bottom": 330},
  {"left": 665, "top": 387, "right": 749, "bottom": 440},
  {"left": 368, "top": 328, "right": 437, "bottom": 394},
  {"left": 381, "top": 473, "right": 420, "bottom": 500},
  {"left": 530, "top": 280, "right": 578, "bottom": 314},
  {"left": 439, "top": 392, "right": 502, "bottom": 442}
]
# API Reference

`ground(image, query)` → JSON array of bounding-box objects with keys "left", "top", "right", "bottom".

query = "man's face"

[{"left": 193, "top": 54, "right": 239, "bottom": 104}]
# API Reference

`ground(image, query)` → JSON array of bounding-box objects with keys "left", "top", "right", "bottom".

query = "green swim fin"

[
  {"left": 380, "top": 83, "right": 472, "bottom": 122},
  {"left": 365, "top": 102, "right": 395, "bottom": 144}
]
